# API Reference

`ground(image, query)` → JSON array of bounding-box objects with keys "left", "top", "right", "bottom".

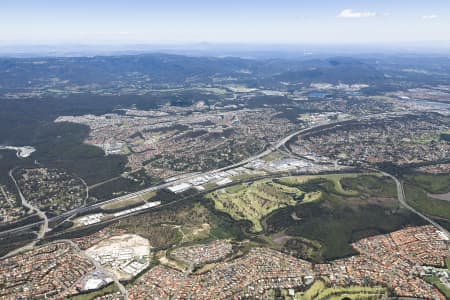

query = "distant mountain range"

[
  {"left": 1, "top": 42, "right": 450, "bottom": 58},
  {"left": 0, "top": 53, "right": 449, "bottom": 94}
]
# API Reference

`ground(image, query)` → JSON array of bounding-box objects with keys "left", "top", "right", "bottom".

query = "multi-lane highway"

[
  {"left": 1, "top": 119, "right": 344, "bottom": 239},
  {"left": 0, "top": 112, "right": 409, "bottom": 239},
  {"left": 0, "top": 181, "right": 174, "bottom": 238}
]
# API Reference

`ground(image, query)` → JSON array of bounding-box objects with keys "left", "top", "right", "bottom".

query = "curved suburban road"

[
  {"left": 61, "top": 239, "right": 129, "bottom": 300},
  {"left": 2, "top": 170, "right": 50, "bottom": 257},
  {"left": 382, "top": 171, "right": 450, "bottom": 239},
  {"left": 0, "top": 113, "right": 402, "bottom": 240},
  {"left": 8, "top": 169, "right": 49, "bottom": 237},
  {"left": 0, "top": 118, "right": 353, "bottom": 238}
]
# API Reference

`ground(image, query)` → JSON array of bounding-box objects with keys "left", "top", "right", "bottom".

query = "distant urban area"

[{"left": 0, "top": 53, "right": 448, "bottom": 300}]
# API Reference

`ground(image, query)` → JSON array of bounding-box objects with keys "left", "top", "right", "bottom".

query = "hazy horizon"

[
  {"left": 1, "top": 0, "right": 449, "bottom": 46},
  {"left": 1, "top": 41, "right": 450, "bottom": 59}
]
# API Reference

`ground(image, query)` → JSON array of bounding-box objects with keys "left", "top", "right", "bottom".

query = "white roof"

[{"left": 84, "top": 278, "right": 104, "bottom": 290}]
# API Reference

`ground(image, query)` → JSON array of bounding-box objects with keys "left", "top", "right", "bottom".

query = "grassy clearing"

[
  {"left": 323, "top": 174, "right": 359, "bottom": 196},
  {"left": 278, "top": 173, "right": 371, "bottom": 197},
  {"left": 159, "top": 252, "right": 189, "bottom": 272},
  {"left": 405, "top": 173, "right": 450, "bottom": 194},
  {"left": 277, "top": 175, "right": 319, "bottom": 186},
  {"left": 207, "top": 179, "right": 307, "bottom": 232},
  {"left": 196, "top": 87, "right": 229, "bottom": 94},
  {"left": 148, "top": 87, "right": 229, "bottom": 94},
  {"left": 423, "top": 276, "right": 450, "bottom": 299},
  {"left": 413, "top": 135, "right": 439, "bottom": 144},
  {"left": 295, "top": 279, "right": 387, "bottom": 300},
  {"left": 121, "top": 145, "right": 131, "bottom": 154},
  {"left": 404, "top": 183, "right": 450, "bottom": 220},
  {"left": 225, "top": 184, "right": 247, "bottom": 194},
  {"left": 179, "top": 223, "right": 211, "bottom": 243},
  {"left": 261, "top": 152, "right": 285, "bottom": 162},
  {"left": 300, "top": 279, "right": 326, "bottom": 299},
  {"left": 225, "top": 84, "right": 257, "bottom": 92},
  {"left": 321, "top": 286, "right": 386, "bottom": 300},
  {"left": 101, "top": 191, "right": 156, "bottom": 211},
  {"left": 230, "top": 170, "right": 266, "bottom": 182},
  {"left": 203, "top": 182, "right": 218, "bottom": 190},
  {"left": 297, "top": 114, "right": 312, "bottom": 122},
  {"left": 340, "top": 174, "right": 397, "bottom": 198},
  {"left": 302, "top": 191, "right": 322, "bottom": 203},
  {"left": 403, "top": 173, "right": 450, "bottom": 220}
]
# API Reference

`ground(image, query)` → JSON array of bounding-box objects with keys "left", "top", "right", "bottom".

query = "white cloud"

[
  {"left": 337, "top": 9, "right": 378, "bottom": 18},
  {"left": 422, "top": 15, "right": 438, "bottom": 20}
]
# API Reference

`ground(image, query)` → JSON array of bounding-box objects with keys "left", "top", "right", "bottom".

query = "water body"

[{"left": 0, "top": 146, "right": 36, "bottom": 158}]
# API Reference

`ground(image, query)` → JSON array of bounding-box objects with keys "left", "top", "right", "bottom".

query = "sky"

[{"left": 0, "top": 0, "right": 449, "bottom": 45}]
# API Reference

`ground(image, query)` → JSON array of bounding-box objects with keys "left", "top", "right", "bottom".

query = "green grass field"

[
  {"left": 101, "top": 191, "right": 156, "bottom": 211},
  {"left": 317, "top": 286, "right": 387, "bottom": 300},
  {"left": 339, "top": 174, "right": 397, "bottom": 198},
  {"left": 261, "top": 152, "right": 285, "bottom": 162},
  {"left": 277, "top": 173, "right": 387, "bottom": 197},
  {"left": 401, "top": 173, "right": 450, "bottom": 223},
  {"left": 423, "top": 276, "right": 450, "bottom": 299},
  {"left": 405, "top": 173, "right": 450, "bottom": 194},
  {"left": 404, "top": 183, "right": 450, "bottom": 221},
  {"left": 298, "top": 278, "right": 326, "bottom": 299},
  {"left": 291, "top": 278, "right": 387, "bottom": 300},
  {"left": 229, "top": 170, "right": 267, "bottom": 182},
  {"left": 207, "top": 179, "right": 312, "bottom": 232}
]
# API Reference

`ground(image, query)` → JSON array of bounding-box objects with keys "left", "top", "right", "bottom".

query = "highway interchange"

[
  {"left": 1, "top": 110, "right": 448, "bottom": 253},
  {"left": 0, "top": 116, "right": 351, "bottom": 239}
]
